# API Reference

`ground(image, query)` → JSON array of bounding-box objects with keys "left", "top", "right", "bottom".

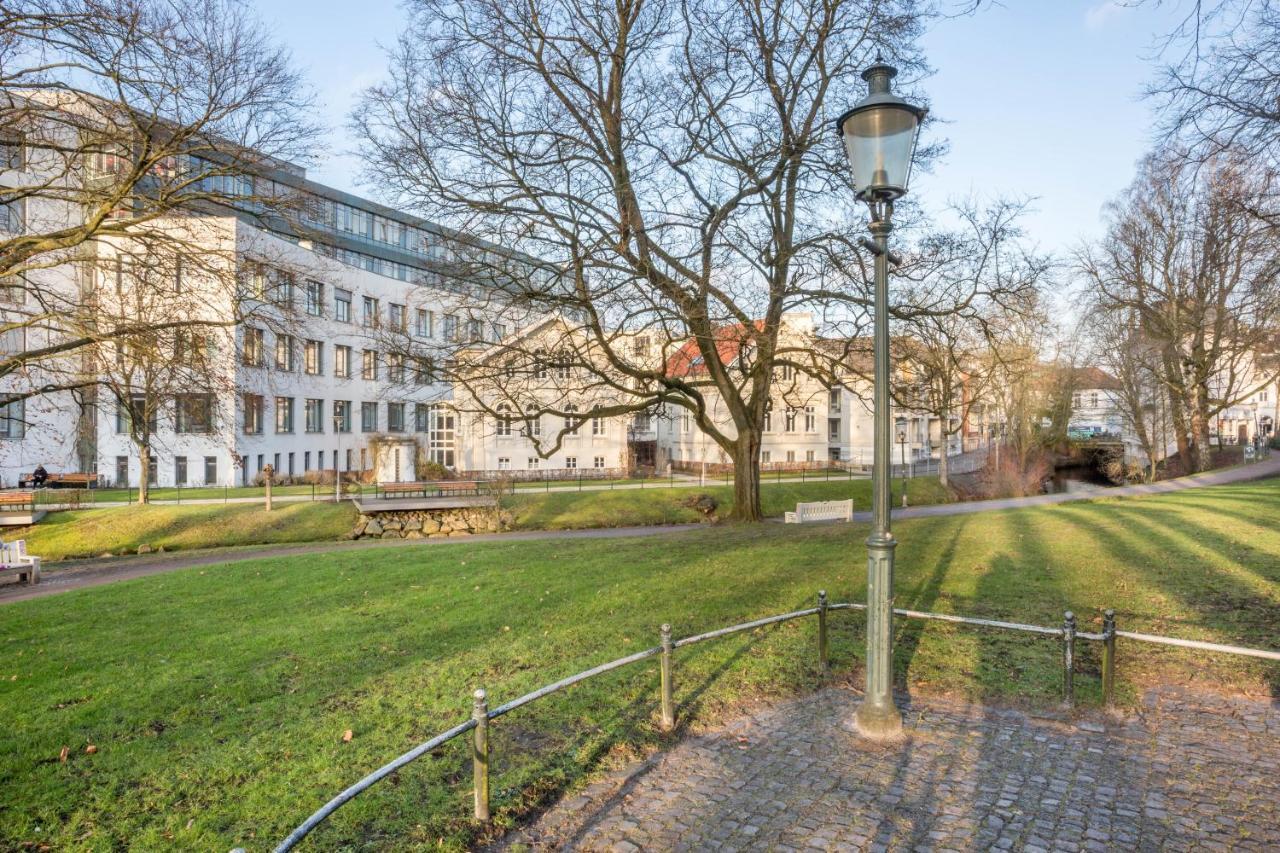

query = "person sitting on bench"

[{"left": 30, "top": 465, "right": 47, "bottom": 487}]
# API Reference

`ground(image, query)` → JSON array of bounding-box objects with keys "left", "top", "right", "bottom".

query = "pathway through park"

[
  {"left": 4, "top": 455, "right": 1279, "bottom": 605},
  {"left": 501, "top": 685, "right": 1280, "bottom": 852}
]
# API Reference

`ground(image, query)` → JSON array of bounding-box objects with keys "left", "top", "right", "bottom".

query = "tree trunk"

[
  {"left": 1189, "top": 403, "right": 1213, "bottom": 473},
  {"left": 938, "top": 437, "right": 949, "bottom": 489},
  {"left": 729, "top": 430, "right": 762, "bottom": 522},
  {"left": 137, "top": 444, "right": 151, "bottom": 505}
]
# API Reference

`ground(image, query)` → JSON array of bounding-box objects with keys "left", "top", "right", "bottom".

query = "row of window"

[
  {"left": 241, "top": 329, "right": 432, "bottom": 383},
  {"left": 241, "top": 396, "right": 444, "bottom": 436},
  {"left": 676, "top": 407, "right": 819, "bottom": 434},
  {"left": 494, "top": 403, "right": 608, "bottom": 438},
  {"left": 496, "top": 456, "right": 608, "bottom": 471},
  {"left": 759, "top": 450, "right": 818, "bottom": 463}
]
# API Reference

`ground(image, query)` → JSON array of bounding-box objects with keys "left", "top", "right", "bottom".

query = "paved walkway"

[
  {"left": 503, "top": 686, "right": 1280, "bottom": 852},
  {"left": 6, "top": 456, "right": 1278, "bottom": 606},
  {"left": 0, "top": 524, "right": 702, "bottom": 605}
]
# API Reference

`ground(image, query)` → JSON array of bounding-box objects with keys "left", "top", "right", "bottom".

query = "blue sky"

[{"left": 256, "top": 0, "right": 1186, "bottom": 256}]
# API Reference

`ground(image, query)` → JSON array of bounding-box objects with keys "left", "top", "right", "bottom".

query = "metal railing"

[{"left": 273, "top": 596, "right": 1280, "bottom": 852}]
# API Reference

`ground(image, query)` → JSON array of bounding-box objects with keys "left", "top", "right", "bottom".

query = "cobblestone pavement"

[{"left": 501, "top": 686, "right": 1280, "bottom": 852}]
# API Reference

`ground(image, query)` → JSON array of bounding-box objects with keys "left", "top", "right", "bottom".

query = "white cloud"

[{"left": 1085, "top": 1, "right": 1128, "bottom": 30}]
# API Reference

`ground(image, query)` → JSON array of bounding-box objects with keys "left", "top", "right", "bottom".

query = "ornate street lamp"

[{"left": 837, "top": 58, "right": 926, "bottom": 739}]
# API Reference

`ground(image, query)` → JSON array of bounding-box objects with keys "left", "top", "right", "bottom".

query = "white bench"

[
  {"left": 0, "top": 539, "right": 40, "bottom": 584},
  {"left": 784, "top": 499, "right": 854, "bottom": 524}
]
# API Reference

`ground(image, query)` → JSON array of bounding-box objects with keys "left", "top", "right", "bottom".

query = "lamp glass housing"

[{"left": 840, "top": 103, "right": 921, "bottom": 200}]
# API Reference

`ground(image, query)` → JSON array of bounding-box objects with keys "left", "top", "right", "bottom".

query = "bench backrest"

[{"left": 794, "top": 499, "right": 853, "bottom": 521}]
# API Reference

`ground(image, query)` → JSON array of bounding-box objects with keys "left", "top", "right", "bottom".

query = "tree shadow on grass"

[{"left": 1047, "top": 501, "right": 1280, "bottom": 700}]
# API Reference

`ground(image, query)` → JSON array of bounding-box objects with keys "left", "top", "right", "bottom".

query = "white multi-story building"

[{"left": 1, "top": 139, "right": 545, "bottom": 487}]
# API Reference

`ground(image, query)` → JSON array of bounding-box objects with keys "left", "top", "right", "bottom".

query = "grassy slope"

[
  {"left": 17, "top": 478, "right": 950, "bottom": 560},
  {"left": 15, "top": 502, "right": 359, "bottom": 560},
  {"left": 1, "top": 479, "right": 1277, "bottom": 850}
]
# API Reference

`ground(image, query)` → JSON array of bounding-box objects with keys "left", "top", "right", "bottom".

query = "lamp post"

[
  {"left": 896, "top": 423, "right": 908, "bottom": 508},
  {"left": 837, "top": 58, "right": 926, "bottom": 739},
  {"left": 333, "top": 412, "right": 343, "bottom": 503}
]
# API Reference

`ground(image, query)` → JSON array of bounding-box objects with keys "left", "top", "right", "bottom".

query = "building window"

[
  {"left": 116, "top": 456, "right": 128, "bottom": 486},
  {"left": 786, "top": 450, "right": 796, "bottom": 463},
  {"left": 829, "top": 388, "right": 841, "bottom": 412},
  {"left": 388, "top": 303, "right": 407, "bottom": 332},
  {"left": 305, "top": 399, "right": 324, "bottom": 433},
  {"left": 387, "top": 352, "right": 405, "bottom": 383},
  {"left": 305, "top": 280, "right": 324, "bottom": 316},
  {"left": 565, "top": 456, "right": 577, "bottom": 469},
  {"left": 468, "top": 318, "right": 483, "bottom": 341},
  {"left": 335, "top": 288, "right": 351, "bottom": 322},
  {"left": 0, "top": 399, "right": 24, "bottom": 439},
  {"left": 496, "top": 404, "right": 513, "bottom": 437},
  {"left": 333, "top": 400, "right": 352, "bottom": 433},
  {"left": 304, "top": 340, "right": 323, "bottom": 375},
  {"left": 525, "top": 414, "right": 542, "bottom": 437},
  {"left": 564, "top": 404, "right": 580, "bottom": 434},
  {"left": 829, "top": 419, "right": 840, "bottom": 442},
  {"left": 761, "top": 450, "right": 771, "bottom": 463},
  {"left": 387, "top": 402, "right": 405, "bottom": 433},
  {"left": 334, "top": 345, "right": 351, "bottom": 379},
  {"left": 175, "top": 394, "right": 213, "bottom": 434},
  {"left": 416, "top": 308, "right": 432, "bottom": 337},
  {"left": 174, "top": 456, "right": 187, "bottom": 485},
  {"left": 497, "top": 457, "right": 510, "bottom": 470},
  {"left": 274, "top": 334, "right": 295, "bottom": 372},
  {"left": 592, "top": 412, "right": 605, "bottom": 436},
  {"left": 362, "top": 295, "right": 379, "bottom": 327},
  {"left": 287, "top": 452, "right": 295, "bottom": 476},
  {"left": 681, "top": 414, "right": 691, "bottom": 433},
  {"left": 806, "top": 450, "right": 815, "bottom": 462},
  {"left": 361, "top": 349, "right": 378, "bottom": 381},
  {"left": 1090, "top": 392, "right": 1099, "bottom": 408},
  {"left": 415, "top": 403, "right": 431, "bottom": 433},
  {"left": 242, "top": 327, "right": 264, "bottom": 367},
  {"left": 594, "top": 456, "right": 605, "bottom": 469},
  {"left": 785, "top": 408, "right": 797, "bottom": 432},
  {"left": 361, "top": 401, "right": 378, "bottom": 432},
  {"left": 443, "top": 313, "right": 458, "bottom": 341},
  {"left": 243, "top": 394, "right": 264, "bottom": 434},
  {"left": 527, "top": 457, "right": 539, "bottom": 469},
  {"left": 805, "top": 406, "right": 816, "bottom": 433},
  {"left": 275, "top": 397, "right": 295, "bottom": 433},
  {"left": 204, "top": 456, "right": 217, "bottom": 485},
  {"left": 304, "top": 451, "right": 311, "bottom": 471}
]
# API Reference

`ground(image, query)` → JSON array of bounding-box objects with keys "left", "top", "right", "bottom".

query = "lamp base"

[{"left": 853, "top": 700, "right": 904, "bottom": 741}]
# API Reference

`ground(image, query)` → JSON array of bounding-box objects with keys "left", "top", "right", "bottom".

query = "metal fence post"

[
  {"left": 1102, "top": 609, "right": 1116, "bottom": 709},
  {"left": 1062, "top": 611, "right": 1076, "bottom": 708},
  {"left": 817, "top": 591, "right": 829, "bottom": 673},
  {"left": 659, "top": 624, "right": 675, "bottom": 731},
  {"left": 472, "top": 689, "right": 490, "bottom": 821}
]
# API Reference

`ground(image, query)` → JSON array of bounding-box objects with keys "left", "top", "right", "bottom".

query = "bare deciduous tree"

[
  {"left": 355, "top": 0, "right": 1038, "bottom": 520},
  {"left": 0, "top": 0, "right": 316, "bottom": 409},
  {"left": 1079, "top": 150, "right": 1280, "bottom": 473}
]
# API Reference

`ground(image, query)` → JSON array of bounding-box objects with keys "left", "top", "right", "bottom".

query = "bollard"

[
  {"left": 1102, "top": 609, "right": 1116, "bottom": 709},
  {"left": 659, "top": 624, "right": 675, "bottom": 731},
  {"left": 817, "top": 591, "right": 829, "bottom": 673},
  {"left": 1062, "top": 611, "right": 1076, "bottom": 708},
  {"left": 472, "top": 689, "right": 490, "bottom": 821}
]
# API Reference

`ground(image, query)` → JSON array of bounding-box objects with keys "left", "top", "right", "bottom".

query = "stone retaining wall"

[{"left": 351, "top": 506, "right": 513, "bottom": 540}]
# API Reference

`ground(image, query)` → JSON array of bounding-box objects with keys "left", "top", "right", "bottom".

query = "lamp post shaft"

[{"left": 855, "top": 210, "right": 903, "bottom": 738}]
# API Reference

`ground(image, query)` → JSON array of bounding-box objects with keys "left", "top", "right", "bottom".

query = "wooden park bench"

[
  {"left": 784, "top": 499, "right": 854, "bottom": 524},
  {"left": 0, "top": 491, "right": 35, "bottom": 511},
  {"left": 0, "top": 538, "right": 40, "bottom": 584},
  {"left": 377, "top": 480, "right": 487, "bottom": 499},
  {"left": 17, "top": 472, "right": 98, "bottom": 489}
]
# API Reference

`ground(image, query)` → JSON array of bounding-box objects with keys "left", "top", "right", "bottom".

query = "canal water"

[{"left": 1045, "top": 465, "right": 1115, "bottom": 494}]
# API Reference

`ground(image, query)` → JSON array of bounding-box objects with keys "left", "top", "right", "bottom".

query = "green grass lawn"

[
  {"left": 17, "top": 478, "right": 950, "bottom": 560},
  {"left": 1, "top": 479, "right": 1277, "bottom": 851},
  {"left": 504, "top": 477, "right": 950, "bottom": 530}
]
